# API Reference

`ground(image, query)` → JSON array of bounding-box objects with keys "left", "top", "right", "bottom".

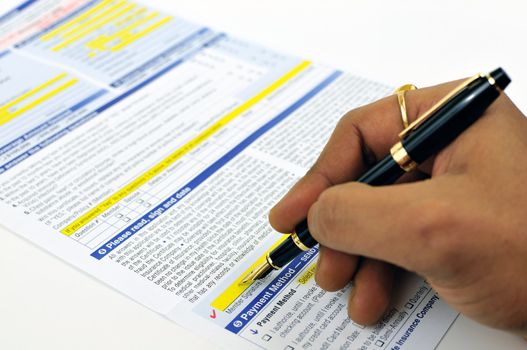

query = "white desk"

[{"left": 1, "top": 1, "right": 526, "bottom": 349}]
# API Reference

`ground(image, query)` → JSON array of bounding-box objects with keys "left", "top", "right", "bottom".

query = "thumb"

[{"left": 307, "top": 175, "right": 464, "bottom": 275}]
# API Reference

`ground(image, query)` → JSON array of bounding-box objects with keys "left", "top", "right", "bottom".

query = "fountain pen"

[{"left": 240, "top": 67, "right": 511, "bottom": 285}]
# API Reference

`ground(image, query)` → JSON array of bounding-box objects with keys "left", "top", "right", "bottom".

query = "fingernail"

[{"left": 347, "top": 287, "right": 357, "bottom": 319}]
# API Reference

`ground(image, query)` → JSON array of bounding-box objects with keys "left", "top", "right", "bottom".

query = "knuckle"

[
  {"left": 337, "top": 111, "right": 376, "bottom": 166},
  {"left": 338, "top": 111, "right": 362, "bottom": 134},
  {"left": 339, "top": 108, "right": 358, "bottom": 123},
  {"left": 337, "top": 108, "right": 364, "bottom": 136}
]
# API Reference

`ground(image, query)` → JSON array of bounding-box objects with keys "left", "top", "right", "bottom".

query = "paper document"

[{"left": 0, "top": 1, "right": 458, "bottom": 349}]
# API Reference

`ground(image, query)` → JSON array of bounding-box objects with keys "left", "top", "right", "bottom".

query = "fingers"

[
  {"left": 307, "top": 176, "right": 461, "bottom": 273},
  {"left": 315, "top": 245, "right": 359, "bottom": 291},
  {"left": 314, "top": 248, "right": 394, "bottom": 325},
  {"left": 269, "top": 80, "right": 461, "bottom": 234},
  {"left": 347, "top": 259, "right": 394, "bottom": 325}
]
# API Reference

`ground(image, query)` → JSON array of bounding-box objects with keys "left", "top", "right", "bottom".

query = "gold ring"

[{"left": 394, "top": 84, "right": 417, "bottom": 129}]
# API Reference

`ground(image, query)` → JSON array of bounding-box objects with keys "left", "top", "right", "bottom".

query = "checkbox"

[
  {"left": 284, "top": 346, "right": 294, "bottom": 350},
  {"left": 116, "top": 213, "right": 123, "bottom": 218},
  {"left": 137, "top": 199, "right": 144, "bottom": 204},
  {"left": 143, "top": 202, "right": 151, "bottom": 207},
  {"left": 375, "top": 340, "right": 384, "bottom": 347},
  {"left": 262, "top": 334, "right": 272, "bottom": 341},
  {"left": 405, "top": 302, "right": 414, "bottom": 309},
  {"left": 123, "top": 217, "right": 131, "bottom": 222}
]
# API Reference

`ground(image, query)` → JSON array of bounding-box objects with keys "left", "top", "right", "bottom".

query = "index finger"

[{"left": 269, "top": 80, "right": 461, "bottom": 233}]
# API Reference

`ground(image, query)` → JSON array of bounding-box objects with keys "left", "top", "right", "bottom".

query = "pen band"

[
  {"left": 291, "top": 231, "right": 311, "bottom": 251},
  {"left": 266, "top": 253, "right": 280, "bottom": 270},
  {"left": 390, "top": 141, "right": 417, "bottom": 172}
]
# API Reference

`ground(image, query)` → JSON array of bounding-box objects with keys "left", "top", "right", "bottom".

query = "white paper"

[{"left": 0, "top": 1, "right": 458, "bottom": 349}]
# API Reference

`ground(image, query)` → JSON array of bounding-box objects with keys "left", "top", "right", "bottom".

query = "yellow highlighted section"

[
  {"left": 211, "top": 236, "right": 289, "bottom": 311},
  {"left": 60, "top": 61, "right": 311, "bottom": 236},
  {"left": 85, "top": 13, "right": 172, "bottom": 54},
  {"left": 59, "top": 0, "right": 129, "bottom": 39},
  {"left": 41, "top": 0, "right": 116, "bottom": 41},
  {"left": 0, "top": 73, "right": 78, "bottom": 126},
  {"left": 109, "top": 16, "right": 172, "bottom": 52},
  {"left": 52, "top": 3, "right": 137, "bottom": 52},
  {"left": 41, "top": 0, "right": 173, "bottom": 56},
  {"left": 297, "top": 263, "right": 316, "bottom": 285},
  {"left": 115, "top": 7, "right": 147, "bottom": 27}
]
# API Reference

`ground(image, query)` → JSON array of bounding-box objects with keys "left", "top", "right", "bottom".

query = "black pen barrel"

[
  {"left": 269, "top": 237, "right": 305, "bottom": 267},
  {"left": 404, "top": 73, "right": 506, "bottom": 163},
  {"left": 356, "top": 156, "right": 405, "bottom": 185}
]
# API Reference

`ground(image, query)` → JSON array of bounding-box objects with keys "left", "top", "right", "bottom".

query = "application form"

[{"left": 0, "top": 1, "right": 458, "bottom": 349}]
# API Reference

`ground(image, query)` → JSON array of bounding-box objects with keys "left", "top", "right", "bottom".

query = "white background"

[{"left": 1, "top": 1, "right": 527, "bottom": 349}]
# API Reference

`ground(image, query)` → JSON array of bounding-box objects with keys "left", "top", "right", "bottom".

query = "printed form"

[{"left": 0, "top": 1, "right": 458, "bottom": 349}]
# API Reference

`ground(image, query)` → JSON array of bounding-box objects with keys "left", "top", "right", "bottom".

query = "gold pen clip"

[{"left": 397, "top": 73, "right": 485, "bottom": 140}]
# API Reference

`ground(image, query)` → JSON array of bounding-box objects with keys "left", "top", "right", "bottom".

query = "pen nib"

[{"left": 239, "top": 260, "right": 272, "bottom": 286}]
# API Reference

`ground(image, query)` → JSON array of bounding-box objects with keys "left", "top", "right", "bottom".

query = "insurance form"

[{"left": 0, "top": 1, "right": 458, "bottom": 349}]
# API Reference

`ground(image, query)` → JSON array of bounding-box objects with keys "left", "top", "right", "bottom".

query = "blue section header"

[
  {"left": 225, "top": 247, "right": 318, "bottom": 334},
  {"left": 91, "top": 70, "right": 342, "bottom": 259}
]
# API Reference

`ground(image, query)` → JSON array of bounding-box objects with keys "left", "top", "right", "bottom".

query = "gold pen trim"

[
  {"left": 392, "top": 71, "right": 502, "bottom": 172},
  {"left": 266, "top": 253, "right": 280, "bottom": 270},
  {"left": 398, "top": 74, "right": 481, "bottom": 140},
  {"left": 483, "top": 72, "right": 504, "bottom": 93},
  {"left": 391, "top": 71, "right": 501, "bottom": 173},
  {"left": 485, "top": 73, "right": 496, "bottom": 86},
  {"left": 398, "top": 72, "right": 501, "bottom": 140},
  {"left": 291, "top": 232, "right": 310, "bottom": 251},
  {"left": 390, "top": 141, "right": 417, "bottom": 172}
]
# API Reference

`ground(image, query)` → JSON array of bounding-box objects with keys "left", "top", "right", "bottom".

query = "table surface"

[{"left": 1, "top": 1, "right": 526, "bottom": 349}]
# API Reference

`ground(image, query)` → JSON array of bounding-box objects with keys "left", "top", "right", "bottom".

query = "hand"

[{"left": 269, "top": 79, "right": 527, "bottom": 336}]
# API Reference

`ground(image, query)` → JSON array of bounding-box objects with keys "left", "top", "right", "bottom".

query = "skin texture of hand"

[{"left": 269, "top": 79, "right": 527, "bottom": 337}]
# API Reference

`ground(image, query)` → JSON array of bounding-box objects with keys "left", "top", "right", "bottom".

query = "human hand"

[{"left": 269, "top": 79, "right": 527, "bottom": 336}]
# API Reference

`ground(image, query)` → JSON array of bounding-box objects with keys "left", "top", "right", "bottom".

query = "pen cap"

[
  {"left": 403, "top": 70, "right": 508, "bottom": 164},
  {"left": 490, "top": 67, "right": 511, "bottom": 90}
]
